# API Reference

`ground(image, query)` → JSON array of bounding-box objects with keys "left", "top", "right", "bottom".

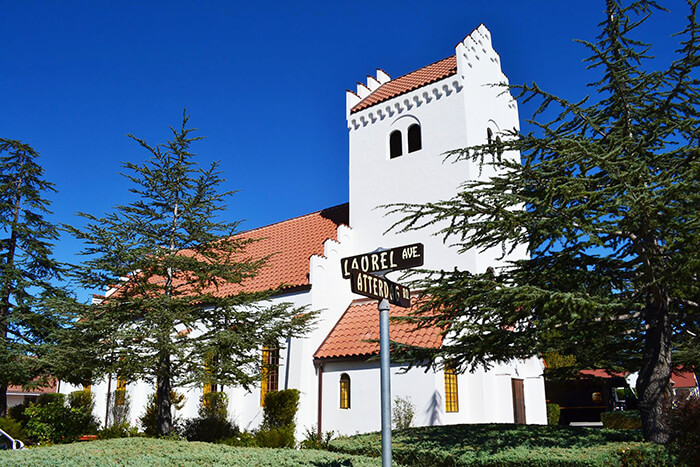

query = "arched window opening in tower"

[
  {"left": 408, "top": 124, "right": 422, "bottom": 153},
  {"left": 390, "top": 130, "right": 403, "bottom": 159}
]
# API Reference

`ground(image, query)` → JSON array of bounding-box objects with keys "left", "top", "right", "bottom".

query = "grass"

[
  {"left": 329, "top": 423, "right": 673, "bottom": 466},
  {"left": 0, "top": 437, "right": 383, "bottom": 467}
]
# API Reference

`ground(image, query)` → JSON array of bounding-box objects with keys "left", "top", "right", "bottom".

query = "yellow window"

[
  {"left": 115, "top": 377, "right": 127, "bottom": 406},
  {"left": 444, "top": 366, "right": 459, "bottom": 412},
  {"left": 261, "top": 346, "right": 279, "bottom": 406},
  {"left": 340, "top": 374, "right": 350, "bottom": 409}
]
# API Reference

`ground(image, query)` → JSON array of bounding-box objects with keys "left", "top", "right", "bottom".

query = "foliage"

[
  {"left": 182, "top": 391, "right": 237, "bottom": 442},
  {"left": 68, "top": 113, "right": 315, "bottom": 436},
  {"left": 219, "top": 429, "right": 257, "bottom": 447},
  {"left": 98, "top": 421, "right": 140, "bottom": 440},
  {"left": 385, "top": 0, "right": 700, "bottom": 444},
  {"left": 67, "top": 389, "right": 95, "bottom": 412},
  {"left": 182, "top": 416, "right": 239, "bottom": 443},
  {"left": 7, "top": 400, "right": 29, "bottom": 426},
  {"left": 0, "top": 416, "right": 26, "bottom": 442},
  {"left": 601, "top": 411, "right": 642, "bottom": 430},
  {"left": 547, "top": 403, "right": 561, "bottom": 426},
  {"left": 392, "top": 396, "right": 415, "bottom": 430},
  {"left": 0, "top": 139, "right": 67, "bottom": 416},
  {"left": 140, "top": 391, "right": 184, "bottom": 437},
  {"left": 255, "top": 425, "right": 296, "bottom": 448},
  {"left": 299, "top": 425, "right": 336, "bottom": 450},
  {"left": 329, "top": 423, "right": 672, "bottom": 466},
  {"left": 667, "top": 396, "right": 700, "bottom": 466},
  {"left": 262, "top": 388, "right": 299, "bottom": 429},
  {"left": 255, "top": 389, "right": 300, "bottom": 448},
  {"left": 0, "top": 437, "right": 384, "bottom": 467},
  {"left": 199, "top": 391, "right": 228, "bottom": 420},
  {"left": 24, "top": 391, "right": 98, "bottom": 444}
]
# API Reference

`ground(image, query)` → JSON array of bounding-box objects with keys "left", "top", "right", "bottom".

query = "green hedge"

[
  {"left": 0, "top": 438, "right": 383, "bottom": 466},
  {"left": 329, "top": 423, "right": 670, "bottom": 467},
  {"left": 547, "top": 403, "right": 561, "bottom": 425},
  {"left": 600, "top": 411, "right": 642, "bottom": 430}
]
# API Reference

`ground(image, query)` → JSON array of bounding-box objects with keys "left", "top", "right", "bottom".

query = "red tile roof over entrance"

[
  {"left": 210, "top": 203, "right": 348, "bottom": 296},
  {"left": 350, "top": 56, "right": 457, "bottom": 114},
  {"left": 314, "top": 298, "right": 444, "bottom": 359}
]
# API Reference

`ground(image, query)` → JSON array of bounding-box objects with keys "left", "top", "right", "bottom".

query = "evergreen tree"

[
  {"left": 387, "top": 1, "right": 699, "bottom": 443},
  {"left": 0, "top": 139, "right": 64, "bottom": 416},
  {"left": 68, "top": 112, "right": 315, "bottom": 436}
]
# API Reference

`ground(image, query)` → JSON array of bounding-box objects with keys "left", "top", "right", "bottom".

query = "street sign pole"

[
  {"left": 378, "top": 298, "right": 392, "bottom": 467},
  {"left": 341, "top": 242, "right": 423, "bottom": 467}
]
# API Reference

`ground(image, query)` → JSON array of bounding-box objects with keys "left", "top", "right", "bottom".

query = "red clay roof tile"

[
  {"left": 206, "top": 203, "right": 348, "bottom": 296},
  {"left": 350, "top": 56, "right": 457, "bottom": 114},
  {"left": 314, "top": 298, "right": 444, "bottom": 359}
]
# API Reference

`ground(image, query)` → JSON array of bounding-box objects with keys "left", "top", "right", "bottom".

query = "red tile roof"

[
  {"left": 350, "top": 56, "right": 457, "bottom": 114},
  {"left": 579, "top": 369, "right": 628, "bottom": 379},
  {"left": 107, "top": 204, "right": 348, "bottom": 299},
  {"left": 671, "top": 369, "right": 698, "bottom": 388},
  {"left": 7, "top": 379, "right": 57, "bottom": 395},
  {"left": 314, "top": 298, "right": 444, "bottom": 359},
  {"left": 211, "top": 203, "right": 347, "bottom": 295}
]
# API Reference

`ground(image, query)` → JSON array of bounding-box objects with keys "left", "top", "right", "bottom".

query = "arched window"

[
  {"left": 444, "top": 366, "right": 459, "bottom": 412},
  {"left": 340, "top": 373, "right": 351, "bottom": 409},
  {"left": 487, "top": 127, "right": 493, "bottom": 145},
  {"left": 390, "top": 130, "right": 403, "bottom": 159},
  {"left": 407, "top": 124, "right": 422, "bottom": 153}
]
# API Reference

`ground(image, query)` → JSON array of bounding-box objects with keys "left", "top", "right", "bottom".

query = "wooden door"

[{"left": 511, "top": 378, "right": 526, "bottom": 424}]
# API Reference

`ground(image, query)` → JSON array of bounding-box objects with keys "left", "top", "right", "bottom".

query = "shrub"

[
  {"left": 182, "top": 417, "right": 239, "bottom": 443},
  {"left": 7, "top": 401, "right": 30, "bottom": 426},
  {"left": 262, "top": 389, "right": 299, "bottom": 429},
  {"left": 256, "top": 389, "right": 300, "bottom": 448},
  {"left": 392, "top": 396, "right": 415, "bottom": 430},
  {"left": 547, "top": 403, "right": 561, "bottom": 425},
  {"left": 299, "top": 425, "right": 335, "bottom": 450},
  {"left": 219, "top": 430, "right": 257, "bottom": 447},
  {"left": 181, "top": 391, "right": 238, "bottom": 443},
  {"left": 667, "top": 395, "right": 700, "bottom": 466},
  {"left": 139, "top": 390, "right": 185, "bottom": 436},
  {"left": 37, "top": 392, "right": 65, "bottom": 406},
  {"left": 200, "top": 391, "right": 228, "bottom": 419},
  {"left": 255, "top": 425, "right": 295, "bottom": 448},
  {"left": 24, "top": 391, "right": 99, "bottom": 444},
  {"left": 68, "top": 389, "right": 95, "bottom": 412},
  {"left": 600, "top": 410, "right": 642, "bottom": 429},
  {"left": 98, "top": 422, "right": 140, "bottom": 440},
  {"left": 0, "top": 416, "right": 26, "bottom": 442}
]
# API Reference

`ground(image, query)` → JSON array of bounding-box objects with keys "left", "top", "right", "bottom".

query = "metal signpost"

[{"left": 341, "top": 243, "right": 424, "bottom": 467}]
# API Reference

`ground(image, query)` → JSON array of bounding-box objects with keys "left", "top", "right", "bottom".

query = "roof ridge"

[
  {"left": 235, "top": 202, "right": 349, "bottom": 236},
  {"left": 384, "top": 54, "right": 455, "bottom": 84},
  {"left": 350, "top": 55, "right": 458, "bottom": 114}
]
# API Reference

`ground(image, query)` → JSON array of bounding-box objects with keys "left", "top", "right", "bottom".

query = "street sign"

[
  {"left": 341, "top": 243, "right": 424, "bottom": 279},
  {"left": 351, "top": 270, "right": 411, "bottom": 308}
]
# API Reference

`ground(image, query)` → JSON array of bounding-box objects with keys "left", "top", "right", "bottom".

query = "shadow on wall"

[{"left": 427, "top": 391, "right": 443, "bottom": 426}]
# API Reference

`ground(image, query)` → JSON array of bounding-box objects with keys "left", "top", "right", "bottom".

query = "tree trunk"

[
  {"left": 156, "top": 352, "right": 172, "bottom": 436},
  {"left": 0, "top": 172, "right": 23, "bottom": 419},
  {"left": 0, "top": 383, "right": 6, "bottom": 417},
  {"left": 636, "top": 296, "right": 673, "bottom": 444}
]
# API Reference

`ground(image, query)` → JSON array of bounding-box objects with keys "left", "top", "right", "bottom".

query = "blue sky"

[{"left": 0, "top": 1, "right": 691, "bottom": 299}]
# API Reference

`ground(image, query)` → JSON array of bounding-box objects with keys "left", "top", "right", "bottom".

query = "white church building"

[{"left": 61, "top": 25, "right": 548, "bottom": 436}]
